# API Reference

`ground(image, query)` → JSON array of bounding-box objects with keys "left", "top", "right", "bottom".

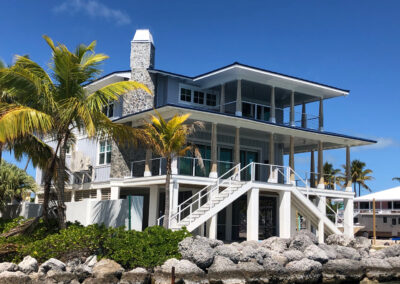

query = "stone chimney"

[{"left": 122, "top": 29, "right": 155, "bottom": 116}]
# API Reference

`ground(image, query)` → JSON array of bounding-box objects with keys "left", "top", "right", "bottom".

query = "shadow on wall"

[
  {"left": 91, "top": 199, "right": 128, "bottom": 227},
  {"left": 0, "top": 203, "right": 42, "bottom": 219}
]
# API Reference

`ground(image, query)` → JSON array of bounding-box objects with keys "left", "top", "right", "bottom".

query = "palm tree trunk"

[
  {"left": 164, "top": 156, "right": 171, "bottom": 229},
  {"left": 359, "top": 183, "right": 361, "bottom": 197},
  {"left": 56, "top": 133, "right": 68, "bottom": 230},
  {"left": 24, "top": 157, "right": 31, "bottom": 172}
]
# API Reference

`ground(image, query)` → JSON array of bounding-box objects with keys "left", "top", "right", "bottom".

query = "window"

[
  {"left": 383, "top": 217, "right": 387, "bottom": 223},
  {"left": 393, "top": 218, "right": 397, "bottom": 225},
  {"left": 180, "top": 88, "right": 191, "bottom": 102},
  {"left": 206, "top": 93, "right": 217, "bottom": 106},
  {"left": 99, "top": 140, "right": 112, "bottom": 165},
  {"left": 193, "top": 91, "right": 204, "bottom": 104},
  {"left": 103, "top": 102, "right": 114, "bottom": 118}
]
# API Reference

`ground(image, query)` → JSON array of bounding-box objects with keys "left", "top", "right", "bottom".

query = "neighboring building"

[
  {"left": 34, "top": 29, "right": 375, "bottom": 242},
  {"left": 354, "top": 187, "right": 400, "bottom": 239}
]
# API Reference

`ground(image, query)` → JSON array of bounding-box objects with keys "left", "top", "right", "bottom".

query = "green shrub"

[
  {"left": 0, "top": 217, "right": 25, "bottom": 234},
  {"left": 101, "top": 226, "right": 191, "bottom": 269}
]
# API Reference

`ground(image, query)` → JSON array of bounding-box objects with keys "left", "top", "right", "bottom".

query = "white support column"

[
  {"left": 148, "top": 185, "right": 159, "bottom": 227},
  {"left": 310, "top": 150, "right": 315, "bottom": 188},
  {"left": 170, "top": 179, "right": 179, "bottom": 215},
  {"left": 144, "top": 149, "right": 152, "bottom": 177},
  {"left": 247, "top": 187, "right": 259, "bottom": 241},
  {"left": 71, "top": 191, "right": 76, "bottom": 203},
  {"left": 279, "top": 190, "right": 291, "bottom": 238},
  {"left": 289, "top": 136, "right": 295, "bottom": 183},
  {"left": 34, "top": 194, "right": 39, "bottom": 204},
  {"left": 318, "top": 141, "right": 325, "bottom": 189},
  {"left": 290, "top": 90, "right": 295, "bottom": 127},
  {"left": 268, "top": 132, "right": 277, "bottom": 183},
  {"left": 209, "top": 123, "right": 218, "bottom": 178},
  {"left": 270, "top": 86, "right": 276, "bottom": 123},
  {"left": 235, "top": 79, "right": 242, "bottom": 116},
  {"left": 207, "top": 188, "right": 218, "bottom": 239},
  {"left": 225, "top": 204, "right": 232, "bottom": 241},
  {"left": 171, "top": 156, "right": 178, "bottom": 175},
  {"left": 319, "top": 98, "right": 324, "bottom": 131},
  {"left": 317, "top": 196, "right": 326, "bottom": 243},
  {"left": 301, "top": 102, "right": 307, "bottom": 128},
  {"left": 110, "top": 186, "right": 120, "bottom": 200},
  {"left": 96, "top": 189, "right": 102, "bottom": 200},
  {"left": 220, "top": 84, "right": 225, "bottom": 113},
  {"left": 343, "top": 198, "right": 354, "bottom": 237},
  {"left": 234, "top": 127, "right": 240, "bottom": 165}
]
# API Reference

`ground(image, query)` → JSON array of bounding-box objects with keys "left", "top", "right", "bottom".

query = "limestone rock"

[
  {"left": 269, "top": 250, "right": 288, "bottom": 266},
  {"left": 285, "top": 258, "right": 322, "bottom": 283},
  {"left": 294, "top": 230, "right": 318, "bottom": 244},
  {"left": 318, "top": 243, "right": 337, "bottom": 259},
  {"left": 208, "top": 256, "right": 244, "bottom": 284},
  {"left": 350, "top": 236, "right": 371, "bottom": 250},
  {"left": 0, "top": 271, "right": 31, "bottom": 284},
  {"left": 178, "top": 236, "right": 216, "bottom": 269},
  {"left": 262, "top": 257, "right": 286, "bottom": 281},
  {"left": 322, "top": 258, "right": 365, "bottom": 283},
  {"left": 370, "top": 244, "right": 400, "bottom": 259},
  {"left": 237, "top": 261, "right": 266, "bottom": 283},
  {"left": 362, "top": 257, "right": 393, "bottom": 281},
  {"left": 0, "top": 262, "right": 18, "bottom": 273},
  {"left": 83, "top": 275, "right": 119, "bottom": 284},
  {"left": 335, "top": 245, "right": 361, "bottom": 260},
  {"left": 215, "top": 244, "right": 241, "bottom": 263},
  {"left": 326, "top": 234, "right": 353, "bottom": 247},
  {"left": 92, "top": 259, "right": 124, "bottom": 279},
  {"left": 239, "top": 245, "right": 264, "bottom": 264},
  {"left": 47, "top": 270, "right": 77, "bottom": 283},
  {"left": 120, "top": 267, "right": 150, "bottom": 284},
  {"left": 304, "top": 244, "right": 329, "bottom": 263},
  {"left": 153, "top": 258, "right": 206, "bottom": 284},
  {"left": 84, "top": 255, "right": 97, "bottom": 268},
  {"left": 39, "top": 258, "right": 66, "bottom": 273},
  {"left": 240, "top": 240, "right": 260, "bottom": 249},
  {"left": 18, "top": 256, "right": 38, "bottom": 275},
  {"left": 289, "top": 233, "right": 315, "bottom": 252},
  {"left": 261, "top": 236, "right": 289, "bottom": 253},
  {"left": 283, "top": 249, "right": 305, "bottom": 262}
]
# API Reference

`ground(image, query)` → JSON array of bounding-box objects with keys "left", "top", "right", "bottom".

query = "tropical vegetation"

[
  {"left": 343, "top": 159, "right": 374, "bottom": 197},
  {"left": 0, "top": 160, "right": 37, "bottom": 208},
  {"left": 322, "top": 162, "right": 342, "bottom": 190},
  {"left": 0, "top": 36, "right": 150, "bottom": 228},
  {"left": 137, "top": 112, "right": 203, "bottom": 228},
  {"left": 0, "top": 217, "right": 190, "bottom": 269}
]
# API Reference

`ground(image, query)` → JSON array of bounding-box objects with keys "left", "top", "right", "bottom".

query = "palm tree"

[
  {"left": 342, "top": 160, "right": 373, "bottom": 197},
  {"left": 393, "top": 177, "right": 400, "bottom": 183},
  {"left": 0, "top": 160, "right": 37, "bottom": 208},
  {"left": 323, "top": 162, "right": 342, "bottom": 189},
  {"left": 0, "top": 36, "right": 150, "bottom": 228},
  {"left": 137, "top": 112, "right": 203, "bottom": 228}
]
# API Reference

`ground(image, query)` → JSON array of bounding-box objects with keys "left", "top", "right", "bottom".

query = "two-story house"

[{"left": 34, "top": 29, "right": 375, "bottom": 242}]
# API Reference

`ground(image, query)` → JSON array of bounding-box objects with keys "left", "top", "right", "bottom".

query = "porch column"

[
  {"left": 225, "top": 204, "right": 233, "bottom": 241},
  {"left": 144, "top": 149, "right": 152, "bottom": 177},
  {"left": 343, "top": 198, "right": 354, "bottom": 237},
  {"left": 317, "top": 141, "right": 324, "bottom": 189},
  {"left": 110, "top": 186, "right": 120, "bottom": 200},
  {"left": 270, "top": 86, "right": 276, "bottom": 123},
  {"left": 220, "top": 84, "right": 225, "bottom": 113},
  {"left": 235, "top": 80, "right": 242, "bottom": 116},
  {"left": 207, "top": 189, "right": 218, "bottom": 239},
  {"left": 319, "top": 98, "right": 324, "bottom": 131},
  {"left": 209, "top": 123, "right": 218, "bottom": 178},
  {"left": 289, "top": 136, "right": 295, "bottom": 183},
  {"left": 290, "top": 90, "right": 295, "bottom": 127},
  {"left": 96, "top": 189, "right": 102, "bottom": 200},
  {"left": 317, "top": 196, "right": 326, "bottom": 243},
  {"left": 234, "top": 127, "right": 240, "bottom": 166},
  {"left": 345, "top": 146, "right": 352, "bottom": 192},
  {"left": 247, "top": 187, "right": 259, "bottom": 241},
  {"left": 148, "top": 185, "right": 159, "bottom": 226},
  {"left": 301, "top": 102, "right": 307, "bottom": 128},
  {"left": 268, "top": 132, "right": 276, "bottom": 183},
  {"left": 279, "top": 190, "right": 291, "bottom": 238},
  {"left": 171, "top": 156, "right": 178, "bottom": 175},
  {"left": 170, "top": 179, "right": 179, "bottom": 215},
  {"left": 310, "top": 150, "right": 315, "bottom": 187},
  {"left": 71, "top": 191, "right": 76, "bottom": 203}
]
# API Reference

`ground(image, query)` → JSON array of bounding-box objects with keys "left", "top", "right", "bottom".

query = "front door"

[
  {"left": 259, "top": 195, "right": 277, "bottom": 239},
  {"left": 240, "top": 150, "right": 258, "bottom": 181}
]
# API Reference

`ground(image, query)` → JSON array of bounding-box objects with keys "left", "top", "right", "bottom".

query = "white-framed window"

[
  {"left": 179, "top": 84, "right": 218, "bottom": 107},
  {"left": 103, "top": 102, "right": 114, "bottom": 118},
  {"left": 99, "top": 140, "right": 112, "bottom": 165}
]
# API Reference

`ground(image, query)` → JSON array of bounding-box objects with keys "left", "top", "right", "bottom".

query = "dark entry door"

[
  {"left": 259, "top": 196, "right": 277, "bottom": 239},
  {"left": 240, "top": 150, "right": 258, "bottom": 181}
]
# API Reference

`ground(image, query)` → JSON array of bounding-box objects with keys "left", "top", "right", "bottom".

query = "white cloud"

[
  {"left": 53, "top": 0, "right": 131, "bottom": 26},
  {"left": 356, "top": 137, "right": 400, "bottom": 151}
]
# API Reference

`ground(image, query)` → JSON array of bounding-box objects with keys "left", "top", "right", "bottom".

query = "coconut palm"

[
  {"left": 0, "top": 36, "right": 150, "bottom": 228},
  {"left": 137, "top": 112, "right": 203, "bottom": 228},
  {"left": 342, "top": 160, "right": 373, "bottom": 197},
  {"left": 393, "top": 177, "right": 400, "bottom": 183},
  {"left": 323, "top": 162, "right": 342, "bottom": 189},
  {"left": 0, "top": 160, "right": 37, "bottom": 208}
]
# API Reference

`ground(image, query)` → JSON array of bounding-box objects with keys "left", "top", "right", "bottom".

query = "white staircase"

[{"left": 158, "top": 162, "right": 343, "bottom": 236}]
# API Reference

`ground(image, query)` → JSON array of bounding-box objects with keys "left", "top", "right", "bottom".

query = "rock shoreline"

[{"left": 1, "top": 231, "right": 400, "bottom": 283}]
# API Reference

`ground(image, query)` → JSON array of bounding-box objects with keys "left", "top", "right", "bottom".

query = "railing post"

[
  {"left": 251, "top": 163, "right": 255, "bottom": 181},
  {"left": 131, "top": 161, "right": 133, "bottom": 177}
]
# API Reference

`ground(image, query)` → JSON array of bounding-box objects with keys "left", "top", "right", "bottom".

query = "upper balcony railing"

[{"left": 215, "top": 100, "right": 320, "bottom": 130}]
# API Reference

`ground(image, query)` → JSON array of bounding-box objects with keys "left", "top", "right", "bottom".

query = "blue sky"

[{"left": 1, "top": 0, "right": 399, "bottom": 194}]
